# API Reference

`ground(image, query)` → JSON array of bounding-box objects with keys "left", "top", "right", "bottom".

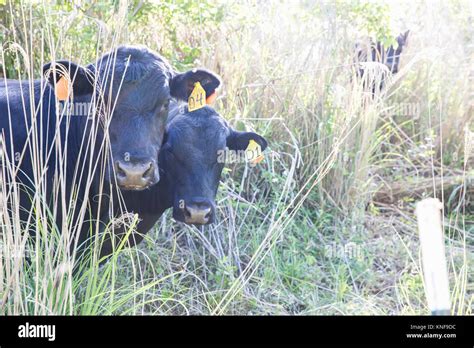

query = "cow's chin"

[{"left": 118, "top": 184, "right": 152, "bottom": 191}]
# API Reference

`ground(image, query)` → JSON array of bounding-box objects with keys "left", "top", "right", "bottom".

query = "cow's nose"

[
  {"left": 183, "top": 199, "right": 213, "bottom": 225},
  {"left": 115, "top": 160, "right": 158, "bottom": 190}
]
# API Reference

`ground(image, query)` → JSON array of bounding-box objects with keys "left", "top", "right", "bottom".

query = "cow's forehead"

[
  {"left": 92, "top": 46, "right": 173, "bottom": 94},
  {"left": 117, "top": 73, "right": 170, "bottom": 109},
  {"left": 168, "top": 114, "right": 228, "bottom": 152}
]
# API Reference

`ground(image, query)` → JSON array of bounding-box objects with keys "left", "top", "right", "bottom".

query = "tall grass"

[{"left": 0, "top": 0, "right": 472, "bottom": 315}]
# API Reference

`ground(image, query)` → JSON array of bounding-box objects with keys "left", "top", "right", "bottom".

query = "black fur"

[
  {"left": 108, "top": 103, "right": 268, "bottom": 258},
  {"left": 0, "top": 45, "right": 221, "bottom": 261},
  {"left": 356, "top": 30, "right": 410, "bottom": 92}
]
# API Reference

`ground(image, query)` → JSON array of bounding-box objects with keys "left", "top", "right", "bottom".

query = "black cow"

[
  {"left": 102, "top": 102, "right": 268, "bottom": 258},
  {"left": 0, "top": 45, "right": 219, "bottom": 254},
  {"left": 161, "top": 104, "right": 268, "bottom": 225},
  {"left": 355, "top": 30, "right": 410, "bottom": 92}
]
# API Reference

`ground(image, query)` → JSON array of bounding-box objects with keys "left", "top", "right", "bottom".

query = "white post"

[{"left": 415, "top": 198, "right": 451, "bottom": 315}]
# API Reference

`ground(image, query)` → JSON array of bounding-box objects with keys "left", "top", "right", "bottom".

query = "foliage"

[{"left": 0, "top": 0, "right": 472, "bottom": 315}]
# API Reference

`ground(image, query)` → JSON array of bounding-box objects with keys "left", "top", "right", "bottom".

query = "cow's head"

[
  {"left": 384, "top": 30, "right": 409, "bottom": 73},
  {"left": 43, "top": 45, "right": 220, "bottom": 191},
  {"left": 356, "top": 30, "right": 410, "bottom": 74},
  {"left": 160, "top": 106, "right": 268, "bottom": 225}
]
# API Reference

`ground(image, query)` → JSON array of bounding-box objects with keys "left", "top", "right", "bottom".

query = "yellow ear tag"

[
  {"left": 56, "top": 76, "right": 70, "bottom": 101},
  {"left": 246, "top": 139, "right": 264, "bottom": 165},
  {"left": 188, "top": 81, "right": 206, "bottom": 112}
]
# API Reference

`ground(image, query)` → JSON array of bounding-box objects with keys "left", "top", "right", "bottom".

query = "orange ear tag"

[
  {"left": 206, "top": 91, "right": 217, "bottom": 105},
  {"left": 56, "top": 76, "right": 70, "bottom": 101}
]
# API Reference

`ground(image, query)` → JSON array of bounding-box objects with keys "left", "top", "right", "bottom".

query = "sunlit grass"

[{"left": 0, "top": 0, "right": 472, "bottom": 315}]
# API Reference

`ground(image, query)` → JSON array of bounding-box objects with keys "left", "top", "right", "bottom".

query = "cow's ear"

[
  {"left": 43, "top": 60, "right": 94, "bottom": 100},
  {"left": 397, "top": 30, "right": 410, "bottom": 46},
  {"left": 170, "top": 69, "right": 221, "bottom": 101},
  {"left": 226, "top": 130, "right": 268, "bottom": 151},
  {"left": 402, "top": 30, "right": 410, "bottom": 41}
]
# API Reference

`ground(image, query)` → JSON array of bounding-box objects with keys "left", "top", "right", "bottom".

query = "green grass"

[{"left": 0, "top": 0, "right": 472, "bottom": 315}]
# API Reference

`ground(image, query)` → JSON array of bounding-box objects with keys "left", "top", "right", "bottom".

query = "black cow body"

[
  {"left": 0, "top": 78, "right": 105, "bottom": 237},
  {"left": 0, "top": 45, "right": 220, "bottom": 260},
  {"left": 100, "top": 102, "right": 268, "bottom": 258},
  {"left": 355, "top": 31, "right": 410, "bottom": 93}
]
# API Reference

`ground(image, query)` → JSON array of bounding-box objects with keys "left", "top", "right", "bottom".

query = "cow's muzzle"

[
  {"left": 115, "top": 160, "right": 159, "bottom": 190},
  {"left": 180, "top": 198, "right": 214, "bottom": 225}
]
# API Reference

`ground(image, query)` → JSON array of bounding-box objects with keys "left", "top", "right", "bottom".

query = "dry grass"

[{"left": 0, "top": 0, "right": 472, "bottom": 315}]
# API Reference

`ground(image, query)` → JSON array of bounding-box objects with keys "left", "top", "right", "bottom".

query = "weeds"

[{"left": 0, "top": 0, "right": 472, "bottom": 315}]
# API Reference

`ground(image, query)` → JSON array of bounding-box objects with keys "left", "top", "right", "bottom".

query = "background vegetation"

[{"left": 0, "top": 0, "right": 472, "bottom": 315}]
